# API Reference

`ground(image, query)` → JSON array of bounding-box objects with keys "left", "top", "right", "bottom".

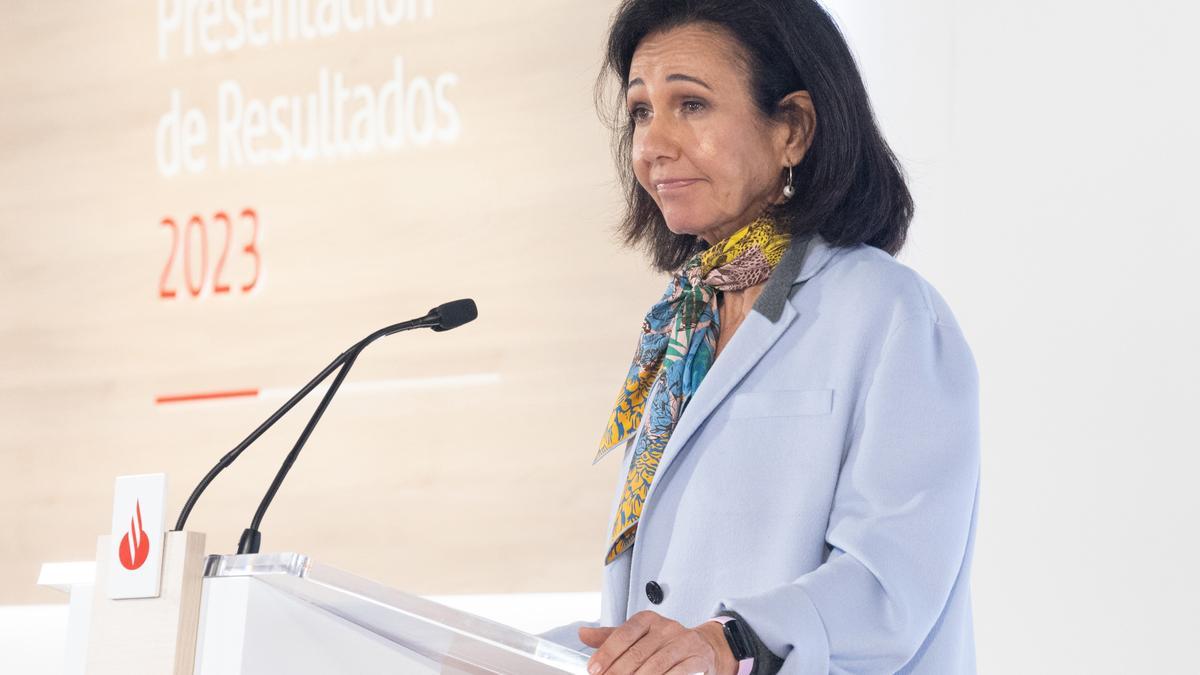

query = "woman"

[{"left": 542, "top": 2, "right": 980, "bottom": 674}]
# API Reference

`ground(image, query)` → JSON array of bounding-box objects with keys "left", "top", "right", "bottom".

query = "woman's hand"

[{"left": 579, "top": 610, "right": 738, "bottom": 675}]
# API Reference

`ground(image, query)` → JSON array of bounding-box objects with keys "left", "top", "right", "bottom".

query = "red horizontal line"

[{"left": 155, "top": 389, "right": 260, "bottom": 405}]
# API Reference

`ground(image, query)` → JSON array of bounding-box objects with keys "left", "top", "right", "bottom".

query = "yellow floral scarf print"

[{"left": 597, "top": 216, "right": 792, "bottom": 564}]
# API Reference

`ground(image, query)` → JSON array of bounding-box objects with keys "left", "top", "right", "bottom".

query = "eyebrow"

[{"left": 626, "top": 74, "right": 714, "bottom": 91}]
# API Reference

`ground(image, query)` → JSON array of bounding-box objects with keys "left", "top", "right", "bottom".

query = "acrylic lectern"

[
  {"left": 194, "top": 551, "right": 590, "bottom": 674},
  {"left": 40, "top": 533, "right": 590, "bottom": 675}
]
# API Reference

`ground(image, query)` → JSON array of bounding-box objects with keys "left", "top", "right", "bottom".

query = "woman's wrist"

[{"left": 696, "top": 619, "right": 742, "bottom": 675}]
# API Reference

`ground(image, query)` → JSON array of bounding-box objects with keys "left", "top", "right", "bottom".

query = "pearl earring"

[{"left": 782, "top": 165, "right": 796, "bottom": 201}]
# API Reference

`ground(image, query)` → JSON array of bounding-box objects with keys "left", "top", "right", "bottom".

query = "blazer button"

[{"left": 645, "top": 580, "right": 664, "bottom": 605}]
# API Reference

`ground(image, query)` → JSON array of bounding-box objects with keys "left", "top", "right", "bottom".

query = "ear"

[{"left": 775, "top": 90, "right": 816, "bottom": 167}]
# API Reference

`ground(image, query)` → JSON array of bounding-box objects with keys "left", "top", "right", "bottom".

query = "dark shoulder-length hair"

[{"left": 600, "top": 0, "right": 914, "bottom": 271}]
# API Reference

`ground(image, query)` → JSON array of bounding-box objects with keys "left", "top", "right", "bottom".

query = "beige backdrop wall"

[{"left": 0, "top": 0, "right": 664, "bottom": 604}]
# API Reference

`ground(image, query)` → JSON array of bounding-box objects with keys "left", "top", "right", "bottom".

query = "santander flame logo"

[{"left": 118, "top": 500, "right": 150, "bottom": 570}]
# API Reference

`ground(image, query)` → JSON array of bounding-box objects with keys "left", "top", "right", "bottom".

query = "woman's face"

[{"left": 626, "top": 24, "right": 798, "bottom": 245}]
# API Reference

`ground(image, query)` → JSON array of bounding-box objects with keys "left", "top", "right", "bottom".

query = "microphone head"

[{"left": 430, "top": 299, "right": 478, "bottom": 332}]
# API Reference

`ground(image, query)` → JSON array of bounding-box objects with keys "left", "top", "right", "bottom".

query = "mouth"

[{"left": 654, "top": 179, "right": 701, "bottom": 193}]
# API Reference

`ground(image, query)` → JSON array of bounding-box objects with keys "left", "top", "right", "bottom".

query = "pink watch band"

[{"left": 708, "top": 616, "right": 754, "bottom": 675}]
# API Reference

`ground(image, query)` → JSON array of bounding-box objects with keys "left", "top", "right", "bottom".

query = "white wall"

[
  {"left": 0, "top": 605, "right": 68, "bottom": 675},
  {"left": 824, "top": 1, "right": 1200, "bottom": 672}
]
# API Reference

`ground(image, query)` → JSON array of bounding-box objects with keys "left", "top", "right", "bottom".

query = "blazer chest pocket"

[{"left": 728, "top": 388, "right": 833, "bottom": 419}]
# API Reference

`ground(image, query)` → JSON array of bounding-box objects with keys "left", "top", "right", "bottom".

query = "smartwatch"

[{"left": 708, "top": 616, "right": 755, "bottom": 675}]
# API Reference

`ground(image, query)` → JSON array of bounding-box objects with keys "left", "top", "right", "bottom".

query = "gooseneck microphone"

[{"left": 172, "top": 299, "right": 478, "bottom": 556}]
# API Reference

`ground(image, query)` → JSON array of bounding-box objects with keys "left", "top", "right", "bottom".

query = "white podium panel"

[{"left": 196, "top": 553, "right": 590, "bottom": 675}]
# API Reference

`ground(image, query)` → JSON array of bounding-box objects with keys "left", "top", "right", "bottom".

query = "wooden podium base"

[{"left": 85, "top": 531, "right": 207, "bottom": 675}]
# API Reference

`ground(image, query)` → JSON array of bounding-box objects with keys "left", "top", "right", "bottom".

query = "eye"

[
  {"left": 628, "top": 103, "right": 652, "bottom": 125},
  {"left": 681, "top": 99, "right": 707, "bottom": 114}
]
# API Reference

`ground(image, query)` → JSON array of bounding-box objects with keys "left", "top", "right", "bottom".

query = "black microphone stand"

[
  {"left": 172, "top": 347, "right": 357, "bottom": 533},
  {"left": 172, "top": 300, "right": 475, "bottom": 552},
  {"left": 235, "top": 344, "right": 363, "bottom": 554}
]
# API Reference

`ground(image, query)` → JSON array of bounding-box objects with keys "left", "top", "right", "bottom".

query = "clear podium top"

[{"left": 204, "top": 552, "right": 590, "bottom": 675}]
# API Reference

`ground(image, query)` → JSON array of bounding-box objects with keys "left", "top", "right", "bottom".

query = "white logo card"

[{"left": 107, "top": 473, "right": 167, "bottom": 599}]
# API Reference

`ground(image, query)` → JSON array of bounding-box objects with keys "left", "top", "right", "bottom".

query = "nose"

[{"left": 633, "top": 113, "right": 681, "bottom": 166}]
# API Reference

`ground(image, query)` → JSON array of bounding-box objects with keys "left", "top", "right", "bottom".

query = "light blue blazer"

[{"left": 544, "top": 235, "right": 981, "bottom": 674}]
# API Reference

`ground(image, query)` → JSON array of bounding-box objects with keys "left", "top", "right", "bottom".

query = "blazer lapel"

[
  {"left": 628, "top": 234, "right": 844, "bottom": 543},
  {"left": 638, "top": 300, "right": 799, "bottom": 512}
]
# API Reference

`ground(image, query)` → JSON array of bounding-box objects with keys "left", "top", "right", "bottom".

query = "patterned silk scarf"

[{"left": 596, "top": 216, "right": 792, "bottom": 564}]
